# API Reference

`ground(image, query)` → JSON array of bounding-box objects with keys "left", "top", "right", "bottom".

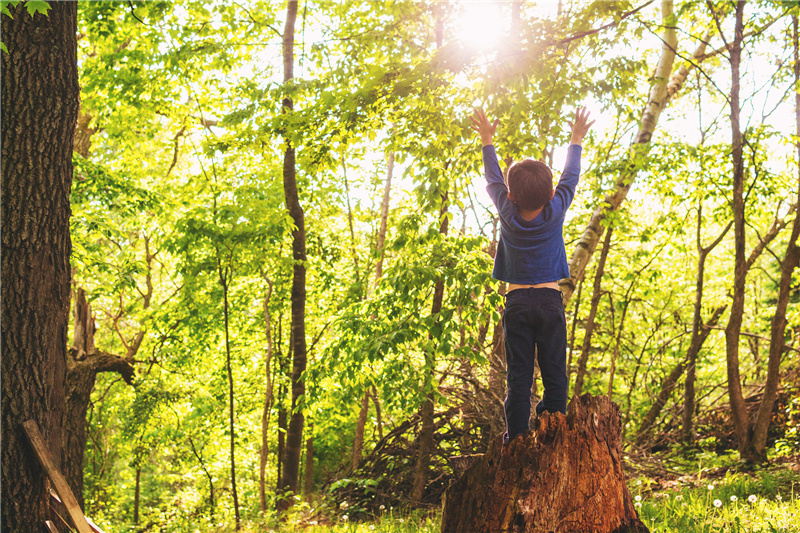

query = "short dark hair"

[{"left": 507, "top": 159, "right": 553, "bottom": 211}]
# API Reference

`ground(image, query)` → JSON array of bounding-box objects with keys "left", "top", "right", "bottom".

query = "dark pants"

[{"left": 502, "top": 287, "right": 568, "bottom": 442}]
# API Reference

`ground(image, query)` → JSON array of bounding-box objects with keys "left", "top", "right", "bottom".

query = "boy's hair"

[{"left": 507, "top": 159, "right": 553, "bottom": 211}]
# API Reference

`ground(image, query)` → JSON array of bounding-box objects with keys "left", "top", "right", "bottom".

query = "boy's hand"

[
  {"left": 469, "top": 108, "right": 499, "bottom": 147},
  {"left": 567, "top": 107, "right": 595, "bottom": 146}
]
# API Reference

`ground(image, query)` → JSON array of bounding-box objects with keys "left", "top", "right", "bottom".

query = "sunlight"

[{"left": 455, "top": 2, "right": 506, "bottom": 52}]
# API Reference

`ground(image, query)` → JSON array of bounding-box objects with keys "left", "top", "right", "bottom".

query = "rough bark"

[
  {"left": 723, "top": 1, "right": 752, "bottom": 462},
  {"left": 63, "top": 289, "right": 136, "bottom": 510},
  {"left": 279, "top": 0, "right": 306, "bottom": 511},
  {"left": 441, "top": 394, "right": 649, "bottom": 533},
  {"left": 572, "top": 227, "right": 613, "bottom": 397},
  {"left": 747, "top": 15, "right": 800, "bottom": 461},
  {"left": 1, "top": 4, "right": 78, "bottom": 531},
  {"left": 560, "top": 0, "right": 678, "bottom": 303}
]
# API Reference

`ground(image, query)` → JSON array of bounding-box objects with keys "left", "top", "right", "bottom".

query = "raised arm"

[
  {"left": 470, "top": 109, "right": 516, "bottom": 220},
  {"left": 553, "top": 107, "right": 594, "bottom": 212}
]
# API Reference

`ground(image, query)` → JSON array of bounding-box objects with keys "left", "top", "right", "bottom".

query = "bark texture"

[
  {"left": 279, "top": 0, "right": 306, "bottom": 510},
  {"left": 1, "top": 4, "right": 79, "bottom": 531},
  {"left": 441, "top": 394, "right": 649, "bottom": 533},
  {"left": 723, "top": 1, "right": 751, "bottom": 461},
  {"left": 64, "top": 289, "right": 135, "bottom": 510}
]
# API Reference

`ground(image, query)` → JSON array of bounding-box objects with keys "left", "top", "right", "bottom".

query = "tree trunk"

[
  {"left": 279, "top": 0, "right": 306, "bottom": 511},
  {"left": 411, "top": 197, "right": 448, "bottom": 503},
  {"left": 441, "top": 394, "right": 649, "bottom": 533},
  {"left": 259, "top": 277, "right": 274, "bottom": 513},
  {"left": 747, "top": 14, "right": 800, "bottom": 461},
  {"left": 218, "top": 270, "right": 240, "bottom": 529},
  {"left": 681, "top": 207, "right": 731, "bottom": 443},
  {"left": 560, "top": 0, "right": 678, "bottom": 303},
  {"left": 572, "top": 227, "right": 613, "bottom": 397},
  {"left": 63, "top": 289, "right": 135, "bottom": 510},
  {"left": 374, "top": 151, "right": 394, "bottom": 282},
  {"left": 304, "top": 431, "right": 314, "bottom": 501},
  {"left": 352, "top": 391, "right": 370, "bottom": 470},
  {"left": 371, "top": 384, "right": 384, "bottom": 441},
  {"left": 1, "top": 3, "right": 78, "bottom": 531},
  {"left": 276, "top": 400, "right": 287, "bottom": 492},
  {"left": 134, "top": 467, "right": 141, "bottom": 525},
  {"left": 723, "top": 1, "right": 752, "bottom": 462}
]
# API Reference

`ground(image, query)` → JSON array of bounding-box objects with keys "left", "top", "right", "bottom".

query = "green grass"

[{"left": 630, "top": 468, "right": 800, "bottom": 533}]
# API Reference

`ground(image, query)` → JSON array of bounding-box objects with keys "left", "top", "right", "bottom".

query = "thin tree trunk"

[
  {"left": 1, "top": 4, "right": 78, "bottom": 530},
  {"left": 352, "top": 391, "right": 370, "bottom": 470},
  {"left": 560, "top": 0, "right": 678, "bottom": 303},
  {"left": 637, "top": 305, "right": 726, "bottom": 445},
  {"left": 412, "top": 197, "right": 449, "bottom": 502},
  {"left": 259, "top": 277, "right": 274, "bottom": 513},
  {"left": 341, "top": 156, "right": 361, "bottom": 286},
  {"left": 134, "top": 467, "right": 141, "bottom": 525},
  {"left": 723, "top": 0, "right": 752, "bottom": 462},
  {"left": 375, "top": 151, "right": 395, "bottom": 282},
  {"left": 572, "top": 227, "right": 613, "bottom": 397},
  {"left": 681, "top": 206, "right": 732, "bottom": 442},
  {"left": 566, "top": 278, "right": 584, "bottom": 378},
  {"left": 276, "top": 400, "right": 287, "bottom": 492},
  {"left": 218, "top": 267, "right": 240, "bottom": 529},
  {"left": 371, "top": 384, "right": 384, "bottom": 441},
  {"left": 748, "top": 14, "right": 800, "bottom": 461},
  {"left": 607, "top": 290, "right": 632, "bottom": 400},
  {"left": 304, "top": 429, "right": 314, "bottom": 501},
  {"left": 279, "top": 0, "right": 306, "bottom": 511}
]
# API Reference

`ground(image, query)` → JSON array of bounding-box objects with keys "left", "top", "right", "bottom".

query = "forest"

[{"left": 1, "top": 0, "right": 800, "bottom": 532}]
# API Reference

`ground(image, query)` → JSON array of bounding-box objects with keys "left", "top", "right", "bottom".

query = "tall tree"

[
  {"left": 1, "top": 3, "right": 79, "bottom": 531},
  {"left": 278, "top": 0, "right": 306, "bottom": 510},
  {"left": 723, "top": 0, "right": 752, "bottom": 462},
  {"left": 560, "top": 0, "right": 678, "bottom": 303}
]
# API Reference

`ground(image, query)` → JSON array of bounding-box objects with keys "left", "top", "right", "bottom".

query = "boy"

[{"left": 469, "top": 107, "right": 594, "bottom": 443}]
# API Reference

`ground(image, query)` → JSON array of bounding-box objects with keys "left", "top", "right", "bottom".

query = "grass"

[{"left": 630, "top": 468, "right": 800, "bottom": 533}]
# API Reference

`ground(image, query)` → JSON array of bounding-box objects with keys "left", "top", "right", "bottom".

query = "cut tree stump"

[{"left": 440, "top": 394, "right": 649, "bottom": 533}]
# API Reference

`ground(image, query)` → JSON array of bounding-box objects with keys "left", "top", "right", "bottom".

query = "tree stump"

[{"left": 440, "top": 394, "right": 649, "bottom": 533}]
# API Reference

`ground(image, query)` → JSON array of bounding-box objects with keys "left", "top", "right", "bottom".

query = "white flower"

[
  {"left": 379, "top": 504, "right": 385, "bottom": 510},
  {"left": 777, "top": 494, "right": 783, "bottom": 501},
  {"left": 676, "top": 494, "right": 683, "bottom": 501},
  {"left": 636, "top": 480, "right": 642, "bottom": 486},
  {"left": 309, "top": 521, "right": 318, "bottom": 526},
  {"left": 399, "top": 519, "right": 404, "bottom": 523},
  {"left": 713, "top": 499, "right": 722, "bottom": 508},
  {"left": 634, "top": 502, "right": 642, "bottom": 508},
  {"left": 708, "top": 484, "right": 714, "bottom": 490},
  {"left": 730, "top": 495, "right": 737, "bottom": 502},
  {"left": 342, "top": 515, "right": 349, "bottom": 521},
  {"left": 369, "top": 526, "right": 375, "bottom": 531},
  {"left": 748, "top": 494, "right": 757, "bottom": 503},
  {"left": 635, "top": 495, "right": 642, "bottom": 502}
]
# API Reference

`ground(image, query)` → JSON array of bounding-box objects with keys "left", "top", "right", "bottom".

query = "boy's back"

[{"left": 469, "top": 107, "right": 594, "bottom": 442}]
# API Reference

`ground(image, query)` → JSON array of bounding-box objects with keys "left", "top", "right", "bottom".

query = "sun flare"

[{"left": 455, "top": 2, "right": 506, "bottom": 52}]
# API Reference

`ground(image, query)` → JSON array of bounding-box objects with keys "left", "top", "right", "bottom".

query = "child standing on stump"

[{"left": 469, "top": 107, "right": 594, "bottom": 443}]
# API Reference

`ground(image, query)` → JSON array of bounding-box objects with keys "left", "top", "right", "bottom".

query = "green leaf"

[
  {"left": 25, "top": 0, "right": 49, "bottom": 17},
  {"left": 0, "top": 42, "right": 7, "bottom": 55}
]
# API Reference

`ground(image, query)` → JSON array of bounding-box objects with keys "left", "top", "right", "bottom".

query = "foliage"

[{"left": 61, "top": 0, "right": 800, "bottom": 531}]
